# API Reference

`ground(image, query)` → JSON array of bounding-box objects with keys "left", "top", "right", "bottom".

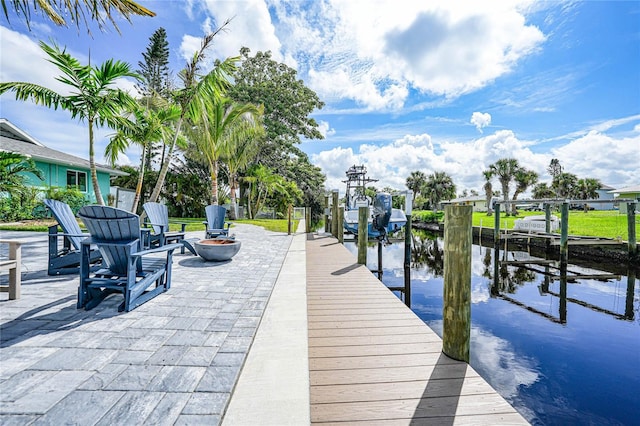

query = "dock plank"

[
  {"left": 310, "top": 352, "right": 458, "bottom": 371},
  {"left": 308, "top": 325, "right": 428, "bottom": 338},
  {"left": 311, "top": 393, "right": 521, "bottom": 423},
  {"left": 306, "top": 233, "right": 529, "bottom": 425}
]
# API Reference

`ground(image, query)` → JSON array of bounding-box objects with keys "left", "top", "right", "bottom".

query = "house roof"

[
  {"left": 443, "top": 196, "right": 486, "bottom": 203},
  {"left": 0, "top": 118, "right": 127, "bottom": 176},
  {"left": 608, "top": 185, "right": 640, "bottom": 194}
]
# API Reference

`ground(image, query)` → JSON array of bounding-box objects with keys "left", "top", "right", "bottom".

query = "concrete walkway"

[
  {"left": 222, "top": 226, "right": 309, "bottom": 425},
  {"left": 0, "top": 223, "right": 299, "bottom": 425}
]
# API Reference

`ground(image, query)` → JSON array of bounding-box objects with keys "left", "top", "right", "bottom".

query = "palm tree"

[
  {"left": 223, "top": 118, "right": 265, "bottom": 219},
  {"left": 483, "top": 169, "right": 494, "bottom": 216},
  {"left": 548, "top": 158, "right": 563, "bottom": 179},
  {"left": 188, "top": 98, "right": 263, "bottom": 206},
  {"left": 575, "top": 178, "right": 601, "bottom": 212},
  {"left": 244, "top": 164, "right": 282, "bottom": 219},
  {"left": 2, "top": 0, "right": 155, "bottom": 33},
  {"left": 0, "top": 41, "right": 139, "bottom": 205},
  {"left": 511, "top": 169, "right": 538, "bottom": 214},
  {"left": 106, "top": 102, "right": 181, "bottom": 213},
  {"left": 488, "top": 158, "right": 521, "bottom": 216},
  {"left": 422, "top": 171, "right": 456, "bottom": 213},
  {"left": 532, "top": 182, "right": 555, "bottom": 199},
  {"left": 146, "top": 22, "right": 238, "bottom": 205},
  {"left": 553, "top": 172, "right": 578, "bottom": 199},
  {"left": 0, "top": 151, "right": 44, "bottom": 194},
  {"left": 406, "top": 171, "right": 427, "bottom": 202}
]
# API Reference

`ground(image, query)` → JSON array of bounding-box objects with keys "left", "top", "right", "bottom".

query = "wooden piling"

[
  {"left": 560, "top": 202, "right": 569, "bottom": 265},
  {"left": 377, "top": 241, "right": 383, "bottom": 280},
  {"left": 324, "top": 195, "right": 329, "bottom": 233},
  {"left": 331, "top": 190, "right": 339, "bottom": 237},
  {"left": 338, "top": 206, "right": 344, "bottom": 244},
  {"left": 357, "top": 206, "right": 368, "bottom": 265},
  {"left": 305, "top": 206, "right": 311, "bottom": 233},
  {"left": 287, "top": 204, "right": 292, "bottom": 235},
  {"left": 404, "top": 214, "right": 412, "bottom": 307},
  {"left": 443, "top": 205, "right": 472, "bottom": 363},
  {"left": 628, "top": 202, "right": 637, "bottom": 259},
  {"left": 626, "top": 266, "right": 636, "bottom": 320},
  {"left": 544, "top": 203, "right": 552, "bottom": 252},
  {"left": 559, "top": 261, "right": 567, "bottom": 324},
  {"left": 491, "top": 245, "right": 500, "bottom": 297},
  {"left": 493, "top": 203, "right": 501, "bottom": 243}
]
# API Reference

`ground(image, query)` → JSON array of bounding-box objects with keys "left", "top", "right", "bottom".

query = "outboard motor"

[{"left": 372, "top": 192, "right": 392, "bottom": 241}]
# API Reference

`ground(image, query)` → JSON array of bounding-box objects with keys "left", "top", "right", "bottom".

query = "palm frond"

[
  {"left": 2, "top": 0, "right": 155, "bottom": 33},
  {"left": 0, "top": 81, "right": 67, "bottom": 109}
]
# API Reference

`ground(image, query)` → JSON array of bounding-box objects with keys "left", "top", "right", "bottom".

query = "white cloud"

[
  {"left": 551, "top": 131, "right": 640, "bottom": 186},
  {"left": 471, "top": 112, "right": 492, "bottom": 133},
  {"left": 312, "top": 125, "right": 639, "bottom": 197},
  {"left": 179, "top": 34, "right": 203, "bottom": 64},
  {"left": 1, "top": 25, "right": 139, "bottom": 96},
  {"left": 470, "top": 326, "right": 539, "bottom": 399},
  {"left": 316, "top": 120, "right": 335, "bottom": 138},
  {"left": 263, "top": 0, "right": 545, "bottom": 111},
  {"left": 181, "top": 0, "right": 281, "bottom": 64},
  {"left": 0, "top": 26, "right": 69, "bottom": 93},
  {"left": 187, "top": 1, "right": 545, "bottom": 111}
]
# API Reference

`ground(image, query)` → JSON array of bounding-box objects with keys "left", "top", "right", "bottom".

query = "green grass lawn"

[
  {"left": 0, "top": 217, "right": 299, "bottom": 234},
  {"left": 170, "top": 217, "right": 299, "bottom": 233},
  {"left": 1, "top": 209, "right": 631, "bottom": 240},
  {"left": 471, "top": 210, "right": 632, "bottom": 240}
]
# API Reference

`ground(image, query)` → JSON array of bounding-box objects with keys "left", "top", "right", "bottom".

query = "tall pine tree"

[
  {"left": 138, "top": 27, "right": 171, "bottom": 99},
  {"left": 137, "top": 28, "right": 171, "bottom": 171}
]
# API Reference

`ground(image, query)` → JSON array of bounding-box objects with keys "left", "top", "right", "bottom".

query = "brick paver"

[{"left": 0, "top": 224, "right": 292, "bottom": 424}]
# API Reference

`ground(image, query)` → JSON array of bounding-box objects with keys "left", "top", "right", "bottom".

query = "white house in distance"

[
  {"left": 594, "top": 184, "right": 615, "bottom": 210},
  {"left": 609, "top": 185, "right": 640, "bottom": 214},
  {"left": 442, "top": 196, "right": 488, "bottom": 212},
  {"left": 443, "top": 183, "right": 619, "bottom": 213}
]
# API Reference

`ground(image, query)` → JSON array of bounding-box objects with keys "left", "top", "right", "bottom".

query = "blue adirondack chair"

[
  {"left": 143, "top": 202, "right": 188, "bottom": 254},
  {"left": 43, "top": 199, "right": 102, "bottom": 275},
  {"left": 204, "top": 205, "right": 232, "bottom": 239},
  {"left": 77, "top": 205, "right": 181, "bottom": 312}
]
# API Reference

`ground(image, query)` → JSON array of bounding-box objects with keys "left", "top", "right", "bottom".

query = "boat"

[
  {"left": 514, "top": 215, "right": 560, "bottom": 233},
  {"left": 341, "top": 165, "right": 407, "bottom": 240}
]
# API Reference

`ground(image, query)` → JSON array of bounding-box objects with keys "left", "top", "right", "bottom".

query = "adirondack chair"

[
  {"left": 43, "top": 199, "right": 102, "bottom": 275},
  {"left": 204, "top": 205, "right": 232, "bottom": 238},
  {"left": 77, "top": 205, "right": 182, "bottom": 312},
  {"left": 143, "top": 202, "right": 187, "bottom": 254}
]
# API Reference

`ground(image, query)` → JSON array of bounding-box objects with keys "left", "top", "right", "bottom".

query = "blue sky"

[{"left": 1, "top": 0, "right": 639, "bottom": 196}]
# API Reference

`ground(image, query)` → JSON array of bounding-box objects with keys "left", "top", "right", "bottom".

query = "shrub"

[
  {"left": 43, "top": 187, "right": 87, "bottom": 215},
  {"left": 413, "top": 210, "right": 444, "bottom": 223},
  {"left": 0, "top": 188, "right": 41, "bottom": 221}
]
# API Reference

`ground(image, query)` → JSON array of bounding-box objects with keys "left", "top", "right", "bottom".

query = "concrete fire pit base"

[{"left": 193, "top": 238, "right": 241, "bottom": 261}]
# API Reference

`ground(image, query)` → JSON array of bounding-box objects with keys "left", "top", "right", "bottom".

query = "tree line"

[
  {"left": 403, "top": 157, "right": 602, "bottom": 216},
  {"left": 1, "top": 22, "right": 327, "bottom": 222}
]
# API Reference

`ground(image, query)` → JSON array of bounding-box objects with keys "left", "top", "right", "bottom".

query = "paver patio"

[{"left": 0, "top": 223, "right": 293, "bottom": 425}]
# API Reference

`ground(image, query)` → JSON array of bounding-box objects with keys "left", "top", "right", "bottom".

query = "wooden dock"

[{"left": 306, "top": 233, "right": 529, "bottom": 425}]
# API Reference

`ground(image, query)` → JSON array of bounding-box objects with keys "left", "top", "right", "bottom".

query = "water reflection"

[
  {"left": 344, "top": 230, "right": 640, "bottom": 425},
  {"left": 411, "top": 231, "right": 444, "bottom": 276}
]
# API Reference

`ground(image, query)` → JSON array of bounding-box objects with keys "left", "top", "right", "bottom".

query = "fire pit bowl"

[{"left": 193, "top": 238, "right": 241, "bottom": 261}]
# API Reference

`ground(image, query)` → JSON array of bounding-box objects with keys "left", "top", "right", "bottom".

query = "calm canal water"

[{"left": 344, "top": 231, "right": 640, "bottom": 425}]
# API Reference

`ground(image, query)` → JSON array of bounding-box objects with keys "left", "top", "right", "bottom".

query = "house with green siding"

[
  {"left": 0, "top": 118, "right": 127, "bottom": 203},
  {"left": 609, "top": 185, "right": 640, "bottom": 214}
]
